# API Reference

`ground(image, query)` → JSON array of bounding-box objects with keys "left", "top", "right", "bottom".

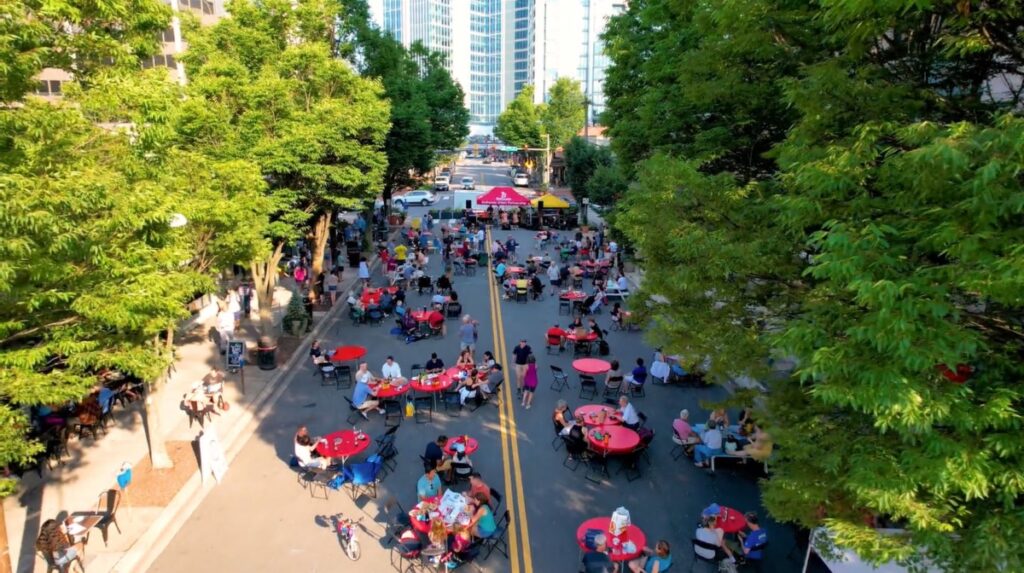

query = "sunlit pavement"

[{"left": 147, "top": 162, "right": 799, "bottom": 573}]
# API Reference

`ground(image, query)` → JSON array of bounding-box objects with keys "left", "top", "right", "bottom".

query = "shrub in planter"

[{"left": 283, "top": 292, "right": 307, "bottom": 335}]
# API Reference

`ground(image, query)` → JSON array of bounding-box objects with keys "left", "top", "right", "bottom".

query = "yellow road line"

[
  {"left": 487, "top": 229, "right": 534, "bottom": 572},
  {"left": 487, "top": 230, "right": 522, "bottom": 573}
]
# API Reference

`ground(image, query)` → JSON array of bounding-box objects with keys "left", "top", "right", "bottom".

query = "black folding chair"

[
  {"left": 550, "top": 365, "right": 570, "bottom": 392},
  {"left": 481, "top": 510, "right": 511, "bottom": 560},
  {"left": 578, "top": 375, "right": 598, "bottom": 399}
]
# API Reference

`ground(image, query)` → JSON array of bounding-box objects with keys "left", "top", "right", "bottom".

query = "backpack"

[{"left": 598, "top": 339, "right": 610, "bottom": 356}]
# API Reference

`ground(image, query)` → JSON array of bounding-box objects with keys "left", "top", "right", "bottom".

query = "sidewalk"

[{"left": 3, "top": 268, "right": 360, "bottom": 572}]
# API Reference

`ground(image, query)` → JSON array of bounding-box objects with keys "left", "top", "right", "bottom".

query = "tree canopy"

[
  {"left": 603, "top": 0, "right": 1024, "bottom": 569},
  {"left": 494, "top": 85, "right": 543, "bottom": 149},
  {"left": 563, "top": 136, "right": 613, "bottom": 203},
  {"left": 541, "top": 77, "right": 586, "bottom": 149}
]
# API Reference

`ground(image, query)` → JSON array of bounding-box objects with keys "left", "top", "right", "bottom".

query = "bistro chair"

[
  {"left": 689, "top": 538, "right": 723, "bottom": 571},
  {"left": 549, "top": 366, "right": 570, "bottom": 392},
  {"left": 372, "top": 435, "right": 399, "bottom": 476},
  {"left": 343, "top": 397, "right": 362, "bottom": 425},
  {"left": 38, "top": 550, "right": 83, "bottom": 573},
  {"left": 443, "top": 389, "right": 463, "bottom": 416},
  {"left": 480, "top": 510, "right": 511, "bottom": 560},
  {"left": 616, "top": 448, "right": 644, "bottom": 482},
  {"left": 489, "top": 487, "right": 504, "bottom": 515},
  {"left": 414, "top": 394, "right": 434, "bottom": 424},
  {"left": 578, "top": 375, "right": 598, "bottom": 400},
  {"left": 334, "top": 365, "right": 353, "bottom": 390},
  {"left": 469, "top": 379, "right": 502, "bottom": 411},
  {"left": 551, "top": 420, "right": 565, "bottom": 451},
  {"left": 384, "top": 400, "right": 404, "bottom": 427},
  {"left": 345, "top": 460, "right": 382, "bottom": 500},
  {"left": 584, "top": 449, "right": 611, "bottom": 484},
  {"left": 95, "top": 489, "right": 122, "bottom": 545}
]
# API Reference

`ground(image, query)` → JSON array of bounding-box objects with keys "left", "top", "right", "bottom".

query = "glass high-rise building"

[{"left": 375, "top": 0, "right": 546, "bottom": 135}]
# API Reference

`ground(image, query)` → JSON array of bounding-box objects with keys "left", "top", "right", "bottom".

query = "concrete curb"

[{"left": 112, "top": 248, "right": 386, "bottom": 573}]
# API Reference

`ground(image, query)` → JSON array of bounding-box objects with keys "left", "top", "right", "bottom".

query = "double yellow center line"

[{"left": 486, "top": 228, "right": 533, "bottom": 573}]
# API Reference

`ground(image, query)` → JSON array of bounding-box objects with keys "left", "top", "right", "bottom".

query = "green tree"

[
  {"left": 181, "top": 0, "right": 390, "bottom": 323},
  {"left": 349, "top": 18, "right": 469, "bottom": 207},
  {"left": 586, "top": 163, "right": 628, "bottom": 207},
  {"left": 0, "top": 0, "right": 171, "bottom": 102},
  {"left": 541, "top": 77, "right": 586, "bottom": 149},
  {"left": 604, "top": 0, "right": 1024, "bottom": 569},
  {"left": 563, "top": 136, "right": 613, "bottom": 203},
  {"left": 495, "top": 85, "right": 543, "bottom": 149}
]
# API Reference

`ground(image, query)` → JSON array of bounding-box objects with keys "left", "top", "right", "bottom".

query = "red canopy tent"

[{"left": 476, "top": 186, "right": 531, "bottom": 206}]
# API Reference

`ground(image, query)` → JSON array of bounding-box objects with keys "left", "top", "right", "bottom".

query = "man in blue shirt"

[
  {"left": 416, "top": 467, "right": 443, "bottom": 501},
  {"left": 352, "top": 362, "right": 382, "bottom": 419},
  {"left": 740, "top": 512, "right": 767, "bottom": 562},
  {"left": 626, "top": 357, "right": 648, "bottom": 389}
]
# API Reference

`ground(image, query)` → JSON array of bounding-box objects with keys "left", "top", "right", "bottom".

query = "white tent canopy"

[{"left": 803, "top": 528, "right": 940, "bottom": 573}]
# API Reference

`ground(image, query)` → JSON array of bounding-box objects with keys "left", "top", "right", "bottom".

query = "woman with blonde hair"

[{"left": 36, "top": 519, "right": 83, "bottom": 571}]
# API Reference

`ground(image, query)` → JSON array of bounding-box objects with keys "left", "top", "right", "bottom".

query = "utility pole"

[{"left": 543, "top": 133, "right": 551, "bottom": 188}]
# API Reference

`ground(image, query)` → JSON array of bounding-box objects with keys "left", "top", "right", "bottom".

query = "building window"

[
  {"left": 161, "top": 27, "right": 176, "bottom": 42},
  {"left": 179, "top": 0, "right": 214, "bottom": 15},
  {"left": 142, "top": 54, "right": 178, "bottom": 69},
  {"left": 35, "top": 80, "right": 63, "bottom": 96}
]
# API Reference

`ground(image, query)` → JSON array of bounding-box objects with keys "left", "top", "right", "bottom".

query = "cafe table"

[
  {"left": 442, "top": 435, "right": 479, "bottom": 456},
  {"left": 559, "top": 290, "right": 588, "bottom": 302},
  {"left": 587, "top": 426, "right": 641, "bottom": 455},
  {"left": 330, "top": 345, "right": 367, "bottom": 363},
  {"left": 716, "top": 505, "right": 748, "bottom": 534},
  {"left": 576, "top": 516, "right": 646, "bottom": 562},
  {"left": 572, "top": 358, "right": 610, "bottom": 375},
  {"left": 412, "top": 367, "right": 460, "bottom": 408},
  {"left": 65, "top": 514, "right": 103, "bottom": 544},
  {"left": 574, "top": 404, "right": 623, "bottom": 427},
  {"left": 410, "top": 310, "right": 432, "bottom": 323},
  {"left": 374, "top": 380, "right": 411, "bottom": 400},
  {"left": 316, "top": 429, "right": 371, "bottom": 464},
  {"left": 505, "top": 266, "right": 526, "bottom": 275}
]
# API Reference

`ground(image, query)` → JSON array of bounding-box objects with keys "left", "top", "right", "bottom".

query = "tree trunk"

[
  {"left": 0, "top": 501, "right": 11, "bottom": 573},
  {"left": 144, "top": 331, "right": 173, "bottom": 469},
  {"left": 250, "top": 242, "right": 285, "bottom": 341},
  {"left": 309, "top": 210, "right": 332, "bottom": 303}
]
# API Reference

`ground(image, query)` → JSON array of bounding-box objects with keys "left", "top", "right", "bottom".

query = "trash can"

[
  {"left": 346, "top": 240, "right": 361, "bottom": 268},
  {"left": 256, "top": 337, "right": 277, "bottom": 371}
]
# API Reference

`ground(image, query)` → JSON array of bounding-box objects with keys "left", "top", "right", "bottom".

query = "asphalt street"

[{"left": 148, "top": 162, "right": 804, "bottom": 573}]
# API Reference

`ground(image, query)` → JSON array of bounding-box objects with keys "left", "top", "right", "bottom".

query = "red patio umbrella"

[{"left": 476, "top": 186, "right": 531, "bottom": 206}]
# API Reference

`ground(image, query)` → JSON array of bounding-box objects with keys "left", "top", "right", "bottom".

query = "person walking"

[
  {"left": 215, "top": 303, "right": 234, "bottom": 355},
  {"left": 512, "top": 339, "right": 532, "bottom": 397},
  {"left": 520, "top": 354, "right": 538, "bottom": 409},
  {"left": 458, "top": 315, "right": 478, "bottom": 357}
]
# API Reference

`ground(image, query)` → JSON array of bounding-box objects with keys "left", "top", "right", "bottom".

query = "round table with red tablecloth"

[
  {"left": 716, "top": 506, "right": 748, "bottom": 534},
  {"left": 330, "top": 345, "right": 367, "bottom": 363},
  {"left": 576, "top": 517, "right": 646, "bottom": 562},
  {"left": 573, "top": 358, "right": 610, "bottom": 374},
  {"left": 574, "top": 404, "right": 622, "bottom": 427},
  {"left": 559, "top": 290, "right": 588, "bottom": 302},
  {"left": 587, "top": 426, "right": 641, "bottom": 455},
  {"left": 373, "top": 380, "right": 411, "bottom": 399},
  {"left": 315, "top": 429, "right": 371, "bottom": 463},
  {"left": 442, "top": 436, "right": 479, "bottom": 456}
]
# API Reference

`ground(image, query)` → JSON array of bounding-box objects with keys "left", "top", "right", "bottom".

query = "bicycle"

[{"left": 319, "top": 513, "right": 363, "bottom": 561}]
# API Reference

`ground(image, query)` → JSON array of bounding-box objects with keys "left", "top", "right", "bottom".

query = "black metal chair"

[
  {"left": 444, "top": 389, "right": 463, "bottom": 416},
  {"left": 469, "top": 380, "right": 502, "bottom": 411},
  {"left": 629, "top": 381, "right": 646, "bottom": 398},
  {"left": 616, "top": 448, "right": 644, "bottom": 482},
  {"left": 585, "top": 450, "right": 610, "bottom": 484},
  {"left": 95, "top": 489, "right": 122, "bottom": 545},
  {"left": 384, "top": 399, "right": 403, "bottom": 427},
  {"left": 343, "top": 397, "right": 362, "bottom": 425},
  {"left": 480, "top": 510, "right": 511, "bottom": 560},
  {"left": 551, "top": 420, "right": 565, "bottom": 451},
  {"left": 550, "top": 365, "right": 570, "bottom": 392},
  {"left": 578, "top": 375, "right": 598, "bottom": 399},
  {"left": 489, "top": 487, "right": 504, "bottom": 515},
  {"left": 689, "top": 538, "right": 724, "bottom": 571},
  {"left": 414, "top": 394, "right": 433, "bottom": 423},
  {"left": 334, "top": 364, "right": 353, "bottom": 389},
  {"left": 373, "top": 435, "right": 399, "bottom": 476},
  {"left": 603, "top": 376, "right": 623, "bottom": 398}
]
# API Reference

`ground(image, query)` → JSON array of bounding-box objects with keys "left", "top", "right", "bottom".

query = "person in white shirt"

[
  {"left": 618, "top": 395, "right": 640, "bottom": 429},
  {"left": 215, "top": 304, "right": 235, "bottom": 353},
  {"left": 694, "top": 422, "right": 725, "bottom": 467},
  {"left": 694, "top": 515, "right": 733, "bottom": 562},
  {"left": 616, "top": 274, "right": 629, "bottom": 292},
  {"left": 294, "top": 425, "right": 328, "bottom": 469},
  {"left": 381, "top": 356, "right": 405, "bottom": 382}
]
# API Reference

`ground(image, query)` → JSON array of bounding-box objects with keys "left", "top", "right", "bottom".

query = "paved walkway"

[{"left": 5, "top": 265, "right": 367, "bottom": 572}]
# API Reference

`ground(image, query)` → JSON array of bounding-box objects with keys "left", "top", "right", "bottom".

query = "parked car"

[
  {"left": 461, "top": 176, "right": 475, "bottom": 190},
  {"left": 394, "top": 190, "right": 436, "bottom": 208},
  {"left": 513, "top": 173, "right": 529, "bottom": 187},
  {"left": 433, "top": 176, "right": 450, "bottom": 192}
]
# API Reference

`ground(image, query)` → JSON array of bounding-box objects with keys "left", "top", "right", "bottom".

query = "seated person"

[
  {"left": 514, "top": 278, "right": 529, "bottom": 295},
  {"left": 618, "top": 395, "right": 641, "bottom": 430},
  {"left": 587, "top": 318, "right": 604, "bottom": 340},
  {"left": 494, "top": 261, "right": 507, "bottom": 279},
  {"left": 294, "top": 425, "right": 328, "bottom": 469},
  {"left": 426, "top": 309, "right": 446, "bottom": 336},
  {"left": 616, "top": 274, "right": 629, "bottom": 293},
  {"left": 546, "top": 324, "right": 568, "bottom": 350},
  {"left": 673, "top": 409, "right": 698, "bottom": 444},
  {"left": 735, "top": 426, "right": 773, "bottom": 461},
  {"left": 604, "top": 360, "right": 623, "bottom": 390},
  {"left": 451, "top": 443, "right": 473, "bottom": 478},
  {"left": 436, "top": 274, "right": 452, "bottom": 292},
  {"left": 424, "top": 435, "right": 453, "bottom": 481},
  {"left": 417, "top": 467, "right": 444, "bottom": 501},
  {"left": 466, "top": 492, "right": 497, "bottom": 539},
  {"left": 694, "top": 422, "right": 725, "bottom": 468},
  {"left": 425, "top": 352, "right": 445, "bottom": 373},
  {"left": 455, "top": 349, "right": 474, "bottom": 369},
  {"left": 309, "top": 340, "right": 327, "bottom": 364},
  {"left": 582, "top": 533, "right": 614, "bottom": 573},
  {"left": 468, "top": 473, "right": 492, "bottom": 505},
  {"left": 610, "top": 303, "right": 623, "bottom": 327},
  {"left": 394, "top": 286, "right": 406, "bottom": 304},
  {"left": 479, "top": 350, "right": 497, "bottom": 370},
  {"left": 627, "top": 540, "right": 672, "bottom": 573},
  {"left": 381, "top": 356, "right": 405, "bottom": 383},
  {"left": 588, "top": 288, "right": 607, "bottom": 314},
  {"left": 399, "top": 311, "right": 418, "bottom": 337},
  {"left": 738, "top": 513, "right": 768, "bottom": 563},
  {"left": 530, "top": 275, "right": 544, "bottom": 299},
  {"left": 449, "top": 290, "right": 459, "bottom": 302},
  {"left": 502, "top": 277, "right": 517, "bottom": 299},
  {"left": 459, "top": 363, "right": 499, "bottom": 405},
  {"left": 393, "top": 300, "right": 407, "bottom": 317},
  {"left": 417, "top": 274, "right": 432, "bottom": 294},
  {"left": 694, "top": 515, "right": 735, "bottom": 563},
  {"left": 352, "top": 363, "right": 383, "bottom": 418},
  {"left": 625, "top": 358, "right": 648, "bottom": 388},
  {"left": 553, "top": 399, "right": 572, "bottom": 431},
  {"left": 377, "top": 290, "right": 394, "bottom": 314}
]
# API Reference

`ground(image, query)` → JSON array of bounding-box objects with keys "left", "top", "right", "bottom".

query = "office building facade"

[
  {"left": 376, "top": 0, "right": 546, "bottom": 135},
  {"left": 577, "top": 0, "right": 627, "bottom": 125}
]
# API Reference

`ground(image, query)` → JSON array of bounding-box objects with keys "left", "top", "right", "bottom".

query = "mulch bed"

[{"left": 121, "top": 441, "right": 199, "bottom": 507}]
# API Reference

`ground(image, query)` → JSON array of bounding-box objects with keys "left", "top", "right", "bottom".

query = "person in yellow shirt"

[{"left": 394, "top": 243, "right": 408, "bottom": 265}]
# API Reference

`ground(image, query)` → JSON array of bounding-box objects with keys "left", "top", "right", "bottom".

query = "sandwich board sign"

[{"left": 198, "top": 425, "right": 229, "bottom": 484}]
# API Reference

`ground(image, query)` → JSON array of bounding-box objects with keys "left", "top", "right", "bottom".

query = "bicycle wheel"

[{"left": 345, "top": 538, "right": 361, "bottom": 561}]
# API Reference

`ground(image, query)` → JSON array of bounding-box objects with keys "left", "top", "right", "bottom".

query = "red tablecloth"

[
  {"left": 374, "top": 381, "right": 411, "bottom": 399},
  {"left": 560, "top": 291, "right": 588, "bottom": 301},
  {"left": 574, "top": 405, "right": 622, "bottom": 427},
  {"left": 316, "top": 429, "right": 371, "bottom": 460},
  {"left": 506, "top": 266, "right": 525, "bottom": 275},
  {"left": 411, "top": 367, "right": 462, "bottom": 393},
  {"left": 588, "top": 426, "right": 640, "bottom": 455},
  {"left": 718, "top": 506, "right": 748, "bottom": 534},
  {"left": 576, "top": 517, "right": 646, "bottom": 562},
  {"left": 443, "top": 436, "right": 479, "bottom": 456},
  {"left": 573, "top": 358, "right": 610, "bottom": 373},
  {"left": 410, "top": 310, "right": 431, "bottom": 322},
  {"left": 330, "top": 345, "right": 367, "bottom": 362},
  {"left": 580, "top": 259, "right": 612, "bottom": 268}
]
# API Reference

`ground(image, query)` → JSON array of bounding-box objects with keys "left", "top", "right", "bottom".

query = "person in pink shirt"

[
  {"left": 673, "top": 409, "right": 697, "bottom": 444},
  {"left": 520, "top": 354, "right": 538, "bottom": 409}
]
